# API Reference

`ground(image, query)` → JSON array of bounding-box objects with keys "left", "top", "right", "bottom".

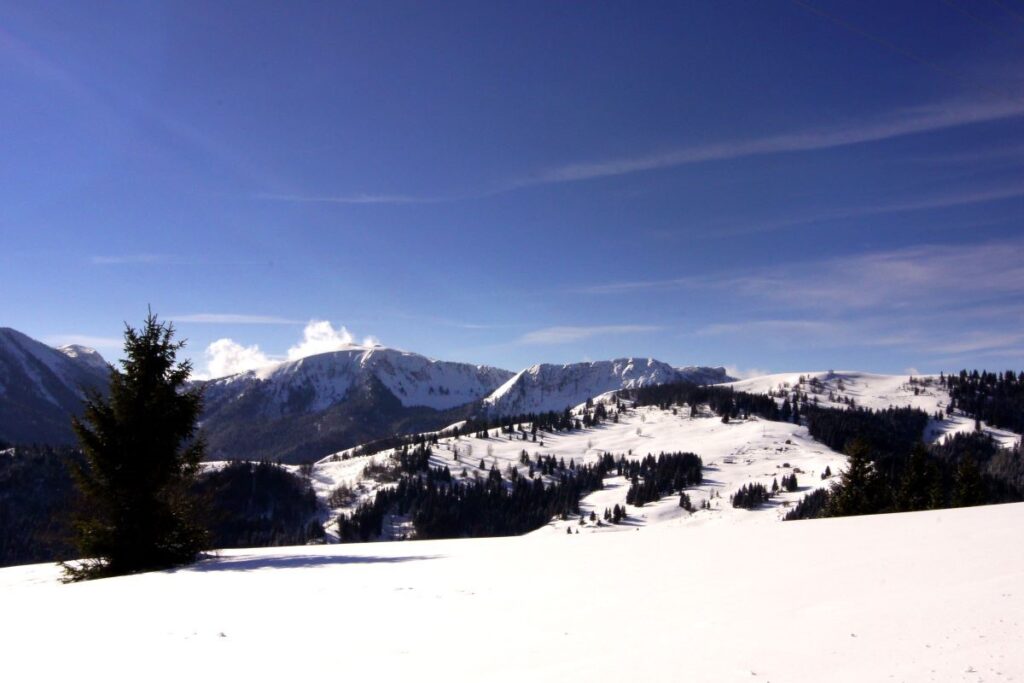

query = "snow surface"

[
  {"left": 725, "top": 370, "right": 1022, "bottom": 449},
  {"left": 3, "top": 503, "right": 1021, "bottom": 682}
]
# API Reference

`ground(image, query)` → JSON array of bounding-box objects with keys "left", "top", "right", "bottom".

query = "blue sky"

[{"left": 2, "top": 0, "right": 1023, "bottom": 377}]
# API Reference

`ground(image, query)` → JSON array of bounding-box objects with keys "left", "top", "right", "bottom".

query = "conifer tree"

[
  {"left": 895, "top": 443, "right": 932, "bottom": 511},
  {"left": 825, "top": 439, "right": 879, "bottom": 517},
  {"left": 65, "top": 313, "right": 207, "bottom": 580},
  {"left": 953, "top": 455, "right": 985, "bottom": 507}
]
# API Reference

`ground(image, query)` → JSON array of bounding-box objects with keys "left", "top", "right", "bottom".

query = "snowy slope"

[
  {"left": 725, "top": 370, "right": 1022, "bottom": 448},
  {"left": 3, "top": 503, "right": 1021, "bottom": 683},
  {"left": 205, "top": 345, "right": 512, "bottom": 412},
  {"left": 483, "top": 358, "right": 730, "bottom": 415},
  {"left": 311, "top": 400, "right": 847, "bottom": 539}
]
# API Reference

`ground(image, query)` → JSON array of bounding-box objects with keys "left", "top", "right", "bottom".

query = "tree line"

[
  {"left": 336, "top": 445, "right": 610, "bottom": 542},
  {"left": 943, "top": 369, "right": 1024, "bottom": 434}
]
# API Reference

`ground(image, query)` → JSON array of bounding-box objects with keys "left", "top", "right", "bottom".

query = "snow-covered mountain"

[
  {"left": 57, "top": 344, "right": 110, "bottom": 374},
  {"left": 198, "top": 345, "right": 515, "bottom": 462},
  {"left": 0, "top": 328, "right": 109, "bottom": 445},
  {"left": 482, "top": 358, "right": 731, "bottom": 415},
  {"left": 205, "top": 345, "right": 513, "bottom": 413},
  {"left": 199, "top": 350, "right": 731, "bottom": 462}
]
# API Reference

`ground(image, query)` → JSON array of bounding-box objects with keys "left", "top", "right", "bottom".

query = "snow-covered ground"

[
  {"left": 725, "top": 370, "right": 1022, "bottom": 449},
  {"left": 307, "top": 402, "right": 847, "bottom": 538},
  {"left": 3, "top": 502, "right": 1021, "bottom": 682}
]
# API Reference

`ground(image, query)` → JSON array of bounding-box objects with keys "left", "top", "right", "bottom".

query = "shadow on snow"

[{"left": 178, "top": 552, "right": 443, "bottom": 574}]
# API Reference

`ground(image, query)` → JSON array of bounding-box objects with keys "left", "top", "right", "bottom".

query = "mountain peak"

[{"left": 58, "top": 344, "right": 110, "bottom": 372}]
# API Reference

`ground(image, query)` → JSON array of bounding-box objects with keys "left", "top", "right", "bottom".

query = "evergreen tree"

[
  {"left": 895, "top": 443, "right": 932, "bottom": 512},
  {"left": 953, "top": 455, "right": 985, "bottom": 507},
  {"left": 825, "top": 439, "right": 879, "bottom": 517},
  {"left": 64, "top": 313, "right": 207, "bottom": 580}
]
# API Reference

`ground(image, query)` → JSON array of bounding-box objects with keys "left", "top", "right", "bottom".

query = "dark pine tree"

[
  {"left": 894, "top": 443, "right": 933, "bottom": 512},
  {"left": 825, "top": 439, "right": 880, "bottom": 517},
  {"left": 952, "top": 455, "right": 985, "bottom": 508},
  {"left": 65, "top": 312, "right": 208, "bottom": 580}
]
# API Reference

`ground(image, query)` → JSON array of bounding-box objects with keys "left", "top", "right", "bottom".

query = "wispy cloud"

[
  {"left": 579, "top": 240, "right": 1024, "bottom": 367},
  {"left": 170, "top": 313, "right": 303, "bottom": 325},
  {"left": 907, "top": 143, "right": 1024, "bottom": 166},
  {"left": 253, "top": 193, "right": 449, "bottom": 205},
  {"left": 695, "top": 320, "right": 839, "bottom": 338},
  {"left": 257, "top": 99, "right": 1024, "bottom": 204},
  {"left": 578, "top": 239, "right": 1024, "bottom": 310},
  {"left": 90, "top": 255, "right": 272, "bottom": 267},
  {"left": 927, "top": 332, "right": 1024, "bottom": 355},
  {"left": 723, "top": 365, "right": 773, "bottom": 380},
  {"left": 704, "top": 181, "right": 1024, "bottom": 238},
  {"left": 90, "top": 254, "right": 165, "bottom": 265},
  {"left": 518, "top": 325, "right": 662, "bottom": 345},
  {"left": 515, "top": 99, "right": 1024, "bottom": 188}
]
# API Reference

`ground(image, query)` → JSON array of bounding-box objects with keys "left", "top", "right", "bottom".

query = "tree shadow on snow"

[{"left": 177, "top": 552, "right": 442, "bottom": 574}]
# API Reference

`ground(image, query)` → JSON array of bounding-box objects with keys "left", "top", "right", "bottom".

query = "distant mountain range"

[
  {"left": 483, "top": 359, "right": 730, "bottom": 415},
  {"left": 0, "top": 327, "right": 731, "bottom": 462}
]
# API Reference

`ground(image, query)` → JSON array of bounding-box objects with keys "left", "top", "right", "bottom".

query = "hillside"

[
  {"left": 309, "top": 398, "right": 847, "bottom": 539},
  {"left": 724, "top": 370, "right": 1022, "bottom": 448},
  {"left": 3, "top": 502, "right": 1021, "bottom": 682},
  {"left": 0, "top": 328, "right": 109, "bottom": 445}
]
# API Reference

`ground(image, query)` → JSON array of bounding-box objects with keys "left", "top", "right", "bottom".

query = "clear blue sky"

[{"left": 2, "top": 0, "right": 1023, "bottom": 377}]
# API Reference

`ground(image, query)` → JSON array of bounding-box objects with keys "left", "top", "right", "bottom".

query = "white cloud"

[
  {"left": 286, "top": 320, "right": 358, "bottom": 360},
  {"left": 199, "top": 320, "right": 380, "bottom": 379},
  {"left": 518, "top": 325, "right": 662, "bottom": 345},
  {"left": 203, "top": 339, "right": 274, "bottom": 379}
]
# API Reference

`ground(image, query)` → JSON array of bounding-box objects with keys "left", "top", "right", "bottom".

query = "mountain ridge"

[
  {"left": 0, "top": 328, "right": 109, "bottom": 445},
  {"left": 0, "top": 326, "right": 730, "bottom": 461}
]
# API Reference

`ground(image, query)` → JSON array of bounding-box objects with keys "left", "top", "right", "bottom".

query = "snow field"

[
  {"left": 310, "top": 401, "right": 848, "bottom": 538},
  {"left": 3, "top": 502, "right": 1021, "bottom": 682}
]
